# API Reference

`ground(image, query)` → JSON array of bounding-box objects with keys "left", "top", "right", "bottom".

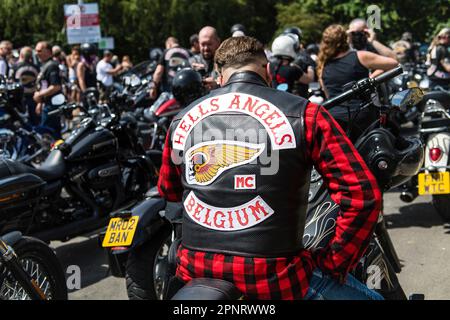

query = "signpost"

[{"left": 64, "top": 2, "right": 101, "bottom": 44}]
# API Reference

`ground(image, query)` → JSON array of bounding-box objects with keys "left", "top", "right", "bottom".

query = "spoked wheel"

[{"left": 0, "top": 237, "right": 67, "bottom": 300}]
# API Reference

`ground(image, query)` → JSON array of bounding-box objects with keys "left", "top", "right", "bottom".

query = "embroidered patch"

[
  {"left": 172, "top": 93, "right": 297, "bottom": 151},
  {"left": 185, "top": 141, "right": 264, "bottom": 186},
  {"left": 234, "top": 175, "right": 256, "bottom": 190},
  {"left": 184, "top": 192, "right": 275, "bottom": 231}
]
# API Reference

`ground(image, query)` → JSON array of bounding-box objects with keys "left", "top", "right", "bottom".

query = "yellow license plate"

[
  {"left": 418, "top": 172, "right": 450, "bottom": 195},
  {"left": 102, "top": 216, "right": 139, "bottom": 248}
]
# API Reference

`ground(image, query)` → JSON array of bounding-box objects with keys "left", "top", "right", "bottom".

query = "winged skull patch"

[{"left": 185, "top": 141, "right": 265, "bottom": 186}]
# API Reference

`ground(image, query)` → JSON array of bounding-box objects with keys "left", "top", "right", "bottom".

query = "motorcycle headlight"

[{"left": 420, "top": 79, "right": 430, "bottom": 90}]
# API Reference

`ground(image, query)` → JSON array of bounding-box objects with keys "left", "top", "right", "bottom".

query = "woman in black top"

[
  {"left": 317, "top": 24, "right": 398, "bottom": 142},
  {"left": 427, "top": 28, "right": 450, "bottom": 90}
]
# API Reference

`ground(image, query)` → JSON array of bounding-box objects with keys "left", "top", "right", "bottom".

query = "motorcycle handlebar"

[
  {"left": 47, "top": 103, "right": 81, "bottom": 117},
  {"left": 322, "top": 65, "right": 403, "bottom": 109},
  {"left": 372, "top": 65, "right": 404, "bottom": 86}
]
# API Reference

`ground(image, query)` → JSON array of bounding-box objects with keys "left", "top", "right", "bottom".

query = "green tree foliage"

[
  {"left": 0, "top": 0, "right": 447, "bottom": 61},
  {"left": 276, "top": 0, "right": 450, "bottom": 45}
]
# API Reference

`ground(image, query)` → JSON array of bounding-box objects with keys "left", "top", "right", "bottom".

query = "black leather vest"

[{"left": 169, "top": 71, "right": 311, "bottom": 258}]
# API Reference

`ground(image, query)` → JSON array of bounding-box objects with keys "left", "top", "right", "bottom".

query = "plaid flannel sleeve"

[
  {"left": 304, "top": 103, "right": 382, "bottom": 282},
  {"left": 157, "top": 130, "right": 184, "bottom": 202}
]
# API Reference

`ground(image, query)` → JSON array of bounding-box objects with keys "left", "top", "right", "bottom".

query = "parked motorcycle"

[
  {"left": 100, "top": 66, "right": 425, "bottom": 300},
  {"left": 0, "top": 231, "right": 67, "bottom": 300},
  {"left": 0, "top": 101, "right": 157, "bottom": 243},
  {"left": 401, "top": 90, "right": 450, "bottom": 221},
  {"left": 0, "top": 78, "right": 55, "bottom": 165}
]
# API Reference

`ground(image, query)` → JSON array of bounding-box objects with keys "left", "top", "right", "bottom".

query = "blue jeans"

[
  {"left": 40, "top": 104, "right": 61, "bottom": 139},
  {"left": 304, "top": 268, "right": 384, "bottom": 300}
]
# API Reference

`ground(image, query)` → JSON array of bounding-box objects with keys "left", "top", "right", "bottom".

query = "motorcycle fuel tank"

[{"left": 66, "top": 127, "right": 118, "bottom": 162}]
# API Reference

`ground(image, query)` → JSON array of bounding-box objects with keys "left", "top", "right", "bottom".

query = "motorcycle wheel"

[
  {"left": 432, "top": 195, "right": 450, "bottom": 221},
  {"left": 126, "top": 225, "right": 172, "bottom": 300},
  {"left": 0, "top": 237, "right": 68, "bottom": 300}
]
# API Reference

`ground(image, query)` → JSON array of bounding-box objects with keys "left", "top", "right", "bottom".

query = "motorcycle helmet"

[
  {"left": 283, "top": 27, "right": 303, "bottom": 43},
  {"left": 231, "top": 24, "right": 246, "bottom": 36},
  {"left": 149, "top": 47, "right": 163, "bottom": 62},
  {"left": 172, "top": 68, "right": 204, "bottom": 106},
  {"left": 355, "top": 128, "right": 424, "bottom": 191},
  {"left": 271, "top": 35, "right": 298, "bottom": 60},
  {"left": 80, "top": 43, "right": 97, "bottom": 57}
]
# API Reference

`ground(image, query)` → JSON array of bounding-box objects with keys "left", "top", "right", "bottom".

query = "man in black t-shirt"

[
  {"left": 12, "top": 46, "right": 40, "bottom": 125},
  {"left": 150, "top": 37, "right": 191, "bottom": 99},
  {"left": 34, "top": 41, "right": 63, "bottom": 138}
]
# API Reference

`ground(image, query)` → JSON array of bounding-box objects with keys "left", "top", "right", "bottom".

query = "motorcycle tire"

[
  {"left": 0, "top": 237, "right": 68, "bottom": 300},
  {"left": 125, "top": 225, "right": 172, "bottom": 300},
  {"left": 432, "top": 195, "right": 450, "bottom": 221}
]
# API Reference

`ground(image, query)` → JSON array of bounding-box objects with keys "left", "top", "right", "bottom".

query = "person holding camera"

[
  {"left": 427, "top": 27, "right": 450, "bottom": 90},
  {"left": 348, "top": 18, "right": 397, "bottom": 61}
]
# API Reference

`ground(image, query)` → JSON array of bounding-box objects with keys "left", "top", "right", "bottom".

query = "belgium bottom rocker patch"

[{"left": 184, "top": 192, "right": 275, "bottom": 232}]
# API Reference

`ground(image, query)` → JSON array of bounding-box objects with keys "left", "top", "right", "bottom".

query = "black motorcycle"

[
  {"left": 0, "top": 78, "right": 55, "bottom": 165},
  {"left": 0, "top": 101, "right": 157, "bottom": 243},
  {"left": 101, "top": 66, "right": 425, "bottom": 300},
  {"left": 0, "top": 231, "right": 67, "bottom": 300}
]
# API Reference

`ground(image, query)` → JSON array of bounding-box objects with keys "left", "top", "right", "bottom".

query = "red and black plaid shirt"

[{"left": 158, "top": 102, "right": 382, "bottom": 300}]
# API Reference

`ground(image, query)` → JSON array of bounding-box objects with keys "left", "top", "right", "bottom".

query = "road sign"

[{"left": 64, "top": 3, "right": 101, "bottom": 44}]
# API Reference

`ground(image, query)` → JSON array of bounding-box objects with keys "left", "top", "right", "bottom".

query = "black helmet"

[
  {"left": 355, "top": 128, "right": 424, "bottom": 191},
  {"left": 80, "top": 43, "right": 97, "bottom": 57},
  {"left": 306, "top": 43, "right": 319, "bottom": 56},
  {"left": 231, "top": 24, "right": 246, "bottom": 35},
  {"left": 172, "top": 68, "right": 204, "bottom": 106},
  {"left": 283, "top": 27, "right": 303, "bottom": 42},
  {"left": 149, "top": 47, "right": 163, "bottom": 62}
]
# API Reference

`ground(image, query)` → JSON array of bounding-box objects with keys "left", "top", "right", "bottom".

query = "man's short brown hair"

[{"left": 215, "top": 36, "right": 267, "bottom": 71}]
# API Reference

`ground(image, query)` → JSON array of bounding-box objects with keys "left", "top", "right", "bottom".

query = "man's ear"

[{"left": 266, "top": 62, "right": 273, "bottom": 86}]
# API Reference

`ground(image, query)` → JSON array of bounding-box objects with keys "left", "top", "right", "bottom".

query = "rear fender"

[{"left": 424, "top": 132, "right": 450, "bottom": 172}]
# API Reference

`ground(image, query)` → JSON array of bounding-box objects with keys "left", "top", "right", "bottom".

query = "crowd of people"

[
  {"left": 0, "top": 21, "right": 448, "bottom": 142},
  {"left": 0, "top": 17, "right": 449, "bottom": 301}
]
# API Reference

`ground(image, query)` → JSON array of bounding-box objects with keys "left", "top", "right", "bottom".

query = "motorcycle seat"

[
  {"left": 172, "top": 278, "right": 242, "bottom": 301},
  {"left": 0, "top": 150, "right": 66, "bottom": 181}
]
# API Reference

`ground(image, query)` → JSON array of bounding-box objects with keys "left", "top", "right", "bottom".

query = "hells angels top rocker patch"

[{"left": 172, "top": 93, "right": 297, "bottom": 151}]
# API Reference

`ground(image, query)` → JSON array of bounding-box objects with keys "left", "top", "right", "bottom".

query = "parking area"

[{"left": 52, "top": 191, "right": 450, "bottom": 300}]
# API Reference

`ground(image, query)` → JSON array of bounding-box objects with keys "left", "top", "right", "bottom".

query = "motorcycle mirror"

[
  {"left": 51, "top": 93, "right": 66, "bottom": 106},
  {"left": 391, "top": 88, "right": 424, "bottom": 112}
]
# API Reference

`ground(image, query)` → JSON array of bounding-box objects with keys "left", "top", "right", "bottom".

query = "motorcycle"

[
  {"left": 0, "top": 78, "right": 55, "bottom": 165},
  {"left": 0, "top": 101, "right": 157, "bottom": 243},
  {"left": 400, "top": 89, "right": 450, "bottom": 221},
  {"left": 0, "top": 231, "right": 67, "bottom": 300},
  {"left": 100, "top": 66, "right": 425, "bottom": 300}
]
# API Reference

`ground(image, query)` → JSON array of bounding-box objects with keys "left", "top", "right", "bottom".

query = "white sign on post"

[
  {"left": 99, "top": 37, "right": 115, "bottom": 50},
  {"left": 64, "top": 3, "right": 101, "bottom": 44}
]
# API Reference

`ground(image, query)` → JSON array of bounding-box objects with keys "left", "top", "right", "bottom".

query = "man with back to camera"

[
  {"left": 158, "top": 36, "right": 383, "bottom": 300},
  {"left": 150, "top": 37, "right": 191, "bottom": 100},
  {"left": 12, "top": 47, "right": 40, "bottom": 125}
]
